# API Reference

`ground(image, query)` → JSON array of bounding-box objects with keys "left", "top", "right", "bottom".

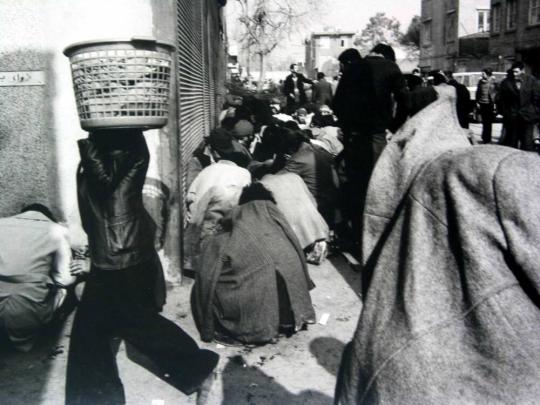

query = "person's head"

[
  {"left": 511, "top": 61, "right": 525, "bottom": 79},
  {"left": 370, "top": 43, "right": 396, "bottom": 62},
  {"left": 481, "top": 67, "right": 493, "bottom": 79},
  {"left": 311, "top": 111, "right": 336, "bottom": 128},
  {"left": 319, "top": 104, "right": 333, "bottom": 116},
  {"left": 338, "top": 48, "right": 362, "bottom": 72},
  {"left": 282, "top": 120, "right": 300, "bottom": 131},
  {"left": 317, "top": 72, "right": 325, "bottom": 80},
  {"left": 290, "top": 63, "right": 299, "bottom": 73},
  {"left": 220, "top": 116, "right": 237, "bottom": 131},
  {"left": 296, "top": 107, "right": 307, "bottom": 117},
  {"left": 219, "top": 151, "right": 251, "bottom": 168},
  {"left": 429, "top": 69, "right": 447, "bottom": 85},
  {"left": 233, "top": 119, "right": 254, "bottom": 143},
  {"left": 20, "top": 203, "right": 57, "bottom": 222},
  {"left": 208, "top": 127, "right": 234, "bottom": 155},
  {"left": 277, "top": 128, "right": 306, "bottom": 156},
  {"left": 412, "top": 68, "right": 421, "bottom": 77}
]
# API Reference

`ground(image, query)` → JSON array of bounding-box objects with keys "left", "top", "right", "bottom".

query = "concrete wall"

[{"left": 0, "top": 0, "right": 182, "bottom": 276}]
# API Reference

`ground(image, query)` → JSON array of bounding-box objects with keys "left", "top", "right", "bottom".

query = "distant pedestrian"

[
  {"left": 283, "top": 63, "right": 313, "bottom": 114},
  {"left": 312, "top": 72, "right": 333, "bottom": 107},
  {"left": 476, "top": 68, "right": 498, "bottom": 142},
  {"left": 497, "top": 62, "right": 540, "bottom": 150}
]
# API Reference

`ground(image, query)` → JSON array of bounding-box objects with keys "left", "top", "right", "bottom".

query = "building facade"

[
  {"left": 489, "top": 0, "right": 540, "bottom": 75},
  {"left": 420, "top": 0, "right": 496, "bottom": 71},
  {"left": 304, "top": 30, "right": 356, "bottom": 79},
  {"left": 0, "top": 0, "right": 227, "bottom": 279}
]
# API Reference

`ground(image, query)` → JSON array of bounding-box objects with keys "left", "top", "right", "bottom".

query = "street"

[{"left": 0, "top": 255, "right": 362, "bottom": 405}]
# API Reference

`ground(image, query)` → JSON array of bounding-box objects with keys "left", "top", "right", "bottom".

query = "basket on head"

[{"left": 63, "top": 37, "right": 175, "bottom": 131}]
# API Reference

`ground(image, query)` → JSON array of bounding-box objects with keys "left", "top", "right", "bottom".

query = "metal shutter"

[{"left": 176, "top": 0, "right": 206, "bottom": 203}]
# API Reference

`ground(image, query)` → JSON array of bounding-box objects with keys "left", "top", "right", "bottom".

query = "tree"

[
  {"left": 354, "top": 12, "right": 401, "bottom": 57},
  {"left": 235, "top": 0, "right": 318, "bottom": 91},
  {"left": 400, "top": 15, "right": 421, "bottom": 48},
  {"left": 399, "top": 15, "right": 421, "bottom": 59}
]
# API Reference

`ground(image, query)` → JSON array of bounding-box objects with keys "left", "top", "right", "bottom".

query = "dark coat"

[
  {"left": 497, "top": 74, "right": 540, "bottom": 122},
  {"left": 448, "top": 79, "right": 472, "bottom": 129},
  {"left": 335, "top": 85, "right": 540, "bottom": 404},
  {"left": 283, "top": 73, "right": 313, "bottom": 106},
  {"left": 77, "top": 134, "right": 156, "bottom": 270},
  {"left": 192, "top": 196, "right": 316, "bottom": 344},
  {"left": 312, "top": 78, "right": 333, "bottom": 106}
]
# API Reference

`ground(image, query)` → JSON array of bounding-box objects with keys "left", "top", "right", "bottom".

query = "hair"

[
  {"left": 277, "top": 128, "right": 306, "bottom": 155},
  {"left": 219, "top": 151, "right": 251, "bottom": 168},
  {"left": 482, "top": 67, "right": 493, "bottom": 76},
  {"left": 238, "top": 182, "right": 276, "bottom": 205},
  {"left": 221, "top": 116, "right": 237, "bottom": 131},
  {"left": 282, "top": 120, "right": 300, "bottom": 130},
  {"left": 338, "top": 48, "right": 362, "bottom": 65},
  {"left": 317, "top": 72, "right": 325, "bottom": 80},
  {"left": 511, "top": 61, "right": 525, "bottom": 70},
  {"left": 412, "top": 68, "right": 420, "bottom": 74},
  {"left": 311, "top": 112, "right": 337, "bottom": 128},
  {"left": 290, "top": 63, "right": 297, "bottom": 70},
  {"left": 21, "top": 203, "right": 57, "bottom": 222},
  {"left": 429, "top": 70, "right": 447, "bottom": 85},
  {"left": 371, "top": 43, "right": 396, "bottom": 62},
  {"left": 443, "top": 70, "right": 454, "bottom": 79}
]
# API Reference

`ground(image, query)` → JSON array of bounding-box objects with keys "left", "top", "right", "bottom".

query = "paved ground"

[{"left": 0, "top": 254, "right": 362, "bottom": 405}]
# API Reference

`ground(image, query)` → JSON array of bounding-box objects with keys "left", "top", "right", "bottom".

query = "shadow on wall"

[{"left": 0, "top": 50, "right": 63, "bottom": 220}]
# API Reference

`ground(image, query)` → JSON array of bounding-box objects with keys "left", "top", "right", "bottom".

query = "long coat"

[
  {"left": 192, "top": 197, "right": 316, "bottom": 344},
  {"left": 335, "top": 85, "right": 540, "bottom": 404}
]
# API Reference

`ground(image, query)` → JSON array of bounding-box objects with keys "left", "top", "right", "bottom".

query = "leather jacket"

[{"left": 77, "top": 133, "right": 156, "bottom": 270}]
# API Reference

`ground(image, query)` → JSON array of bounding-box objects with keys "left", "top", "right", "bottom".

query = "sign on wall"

[{"left": 0, "top": 71, "right": 45, "bottom": 86}]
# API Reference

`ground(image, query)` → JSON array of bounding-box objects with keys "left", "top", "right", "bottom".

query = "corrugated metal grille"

[
  {"left": 177, "top": 0, "right": 206, "bottom": 202},
  {"left": 176, "top": 0, "right": 226, "bottom": 225}
]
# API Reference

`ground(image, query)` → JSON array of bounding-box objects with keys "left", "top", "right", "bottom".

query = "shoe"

[
  {"left": 213, "top": 332, "right": 244, "bottom": 347},
  {"left": 196, "top": 371, "right": 216, "bottom": 405}
]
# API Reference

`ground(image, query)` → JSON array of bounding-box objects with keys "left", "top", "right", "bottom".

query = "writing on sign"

[{"left": 0, "top": 71, "right": 45, "bottom": 86}]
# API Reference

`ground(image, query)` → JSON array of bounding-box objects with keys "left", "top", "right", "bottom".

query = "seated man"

[
  {"left": 0, "top": 204, "right": 83, "bottom": 351},
  {"left": 335, "top": 83, "right": 540, "bottom": 404},
  {"left": 192, "top": 183, "right": 316, "bottom": 346},
  {"left": 186, "top": 127, "right": 252, "bottom": 189},
  {"left": 184, "top": 152, "right": 252, "bottom": 270}
]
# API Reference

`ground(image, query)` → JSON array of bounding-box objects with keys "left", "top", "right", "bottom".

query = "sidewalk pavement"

[{"left": 0, "top": 254, "right": 362, "bottom": 405}]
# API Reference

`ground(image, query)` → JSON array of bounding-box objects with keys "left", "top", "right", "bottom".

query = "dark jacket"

[
  {"left": 448, "top": 79, "right": 472, "bottom": 129},
  {"left": 497, "top": 74, "right": 540, "bottom": 122},
  {"left": 283, "top": 73, "right": 313, "bottom": 105},
  {"left": 312, "top": 78, "right": 333, "bottom": 106},
  {"left": 333, "top": 56, "right": 409, "bottom": 135},
  {"left": 475, "top": 77, "right": 498, "bottom": 104},
  {"left": 77, "top": 134, "right": 156, "bottom": 270}
]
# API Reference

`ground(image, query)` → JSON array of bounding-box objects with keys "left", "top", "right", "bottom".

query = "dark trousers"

[
  {"left": 479, "top": 103, "right": 494, "bottom": 143},
  {"left": 65, "top": 261, "right": 218, "bottom": 405},
  {"left": 340, "top": 132, "right": 387, "bottom": 246},
  {"left": 501, "top": 116, "right": 536, "bottom": 151}
]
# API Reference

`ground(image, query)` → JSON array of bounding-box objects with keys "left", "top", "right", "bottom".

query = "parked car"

[{"left": 452, "top": 71, "right": 506, "bottom": 122}]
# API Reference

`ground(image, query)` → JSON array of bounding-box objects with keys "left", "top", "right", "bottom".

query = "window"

[
  {"left": 445, "top": 13, "right": 456, "bottom": 43},
  {"left": 478, "top": 9, "right": 490, "bottom": 32},
  {"left": 492, "top": 4, "right": 501, "bottom": 33},
  {"left": 506, "top": 0, "right": 517, "bottom": 30},
  {"left": 423, "top": 20, "right": 432, "bottom": 44},
  {"left": 530, "top": 0, "right": 540, "bottom": 25},
  {"left": 318, "top": 37, "right": 330, "bottom": 49}
]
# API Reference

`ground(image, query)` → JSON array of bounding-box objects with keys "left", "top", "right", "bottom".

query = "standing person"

[
  {"left": 0, "top": 204, "right": 81, "bottom": 352},
  {"left": 333, "top": 44, "right": 408, "bottom": 248},
  {"left": 312, "top": 72, "right": 333, "bottom": 107},
  {"left": 497, "top": 62, "right": 540, "bottom": 150},
  {"left": 66, "top": 129, "right": 218, "bottom": 405},
  {"left": 475, "top": 68, "right": 498, "bottom": 143},
  {"left": 283, "top": 63, "right": 313, "bottom": 114},
  {"left": 445, "top": 70, "right": 472, "bottom": 129}
]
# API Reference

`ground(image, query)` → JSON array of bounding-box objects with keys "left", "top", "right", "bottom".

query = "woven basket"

[{"left": 64, "top": 38, "right": 175, "bottom": 130}]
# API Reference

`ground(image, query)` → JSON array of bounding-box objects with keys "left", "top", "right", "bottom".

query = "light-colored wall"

[
  {"left": 458, "top": 0, "right": 491, "bottom": 36},
  {"left": 0, "top": 0, "right": 180, "bottom": 273}
]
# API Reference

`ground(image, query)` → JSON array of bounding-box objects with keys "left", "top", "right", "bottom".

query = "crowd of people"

[{"left": 1, "top": 41, "right": 540, "bottom": 404}]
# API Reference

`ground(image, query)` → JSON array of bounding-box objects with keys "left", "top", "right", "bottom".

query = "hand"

[{"left": 70, "top": 259, "right": 90, "bottom": 276}]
